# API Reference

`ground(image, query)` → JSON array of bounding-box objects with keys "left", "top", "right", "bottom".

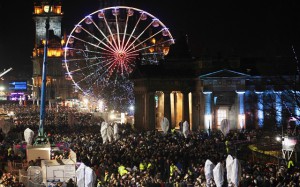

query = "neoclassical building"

[{"left": 130, "top": 37, "right": 300, "bottom": 132}]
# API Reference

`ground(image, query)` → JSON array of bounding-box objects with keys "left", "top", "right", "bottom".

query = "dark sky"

[{"left": 0, "top": 0, "right": 299, "bottom": 73}]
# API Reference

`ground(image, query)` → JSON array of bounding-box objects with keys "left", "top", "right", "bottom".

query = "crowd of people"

[{"left": 0, "top": 103, "right": 300, "bottom": 186}]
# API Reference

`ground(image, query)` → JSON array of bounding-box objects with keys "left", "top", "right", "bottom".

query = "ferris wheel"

[{"left": 63, "top": 6, "right": 174, "bottom": 108}]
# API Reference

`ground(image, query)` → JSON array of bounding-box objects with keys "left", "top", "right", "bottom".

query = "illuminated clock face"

[{"left": 43, "top": 5, "right": 52, "bottom": 13}]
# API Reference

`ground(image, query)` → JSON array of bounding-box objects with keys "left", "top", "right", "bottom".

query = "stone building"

[
  {"left": 130, "top": 35, "right": 300, "bottom": 132},
  {"left": 31, "top": 0, "right": 74, "bottom": 105}
]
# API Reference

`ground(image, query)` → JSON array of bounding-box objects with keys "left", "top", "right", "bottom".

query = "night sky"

[{"left": 0, "top": 0, "right": 299, "bottom": 73}]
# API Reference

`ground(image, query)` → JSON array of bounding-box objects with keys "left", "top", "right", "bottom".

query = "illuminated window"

[
  {"left": 55, "top": 6, "right": 61, "bottom": 14},
  {"left": 217, "top": 109, "right": 227, "bottom": 127},
  {"left": 34, "top": 7, "right": 42, "bottom": 14}
]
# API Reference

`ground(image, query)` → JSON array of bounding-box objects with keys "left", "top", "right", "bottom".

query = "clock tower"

[{"left": 32, "top": 0, "right": 73, "bottom": 105}]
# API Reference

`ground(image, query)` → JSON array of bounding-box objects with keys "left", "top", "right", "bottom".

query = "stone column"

[
  {"left": 164, "top": 91, "right": 172, "bottom": 128},
  {"left": 255, "top": 91, "right": 264, "bottom": 128},
  {"left": 134, "top": 92, "right": 145, "bottom": 131},
  {"left": 203, "top": 91, "right": 212, "bottom": 131},
  {"left": 236, "top": 91, "right": 245, "bottom": 129},
  {"left": 275, "top": 91, "right": 282, "bottom": 128},
  {"left": 295, "top": 91, "right": 300, "bottom": 119},
  {"left": 147, "top": 92, "right": 156, "bottom": 130},
  {"left": 182, "top": 91, "right": 190, "bottom": 124},
  {"left": 192, "top": 92, "right": 201, "bottom": 131}
]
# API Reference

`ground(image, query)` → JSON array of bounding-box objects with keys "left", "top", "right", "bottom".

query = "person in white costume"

[
  {"left": 182, "top": 120, "right": 190, "bottom": 138},
  {"left": 24, "top": 128, "right": 34, "bottom": 145},
  {"left": 107, "top": 123, "right": 114, "bottom": 143},
  {"left": 160, "top": 117, "right": 169, "bottom": 134},
  {"left": 113, "top": 122, "right": 120, "bottom": 141},
  {"left": 76, "top": 162, "right": 96, "bottom": 187},
  {"left": 100, "top": 121, "right": 108, "bottom": 144}
]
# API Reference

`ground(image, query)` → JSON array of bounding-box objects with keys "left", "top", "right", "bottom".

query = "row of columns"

[{"left": 134, "top": 89, "right": 298, "bottom": 131}]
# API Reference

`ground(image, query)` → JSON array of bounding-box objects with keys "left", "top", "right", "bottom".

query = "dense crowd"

[{"left": 0, "top": 103, "right": 300, "bottom": 187}]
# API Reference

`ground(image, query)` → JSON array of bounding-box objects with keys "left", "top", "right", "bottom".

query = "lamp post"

[{"left": 35, "top": 3, "right": 52, "bottom": 144}]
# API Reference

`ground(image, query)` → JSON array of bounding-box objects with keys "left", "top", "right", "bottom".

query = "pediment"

[{"left": 199, "top": 69, "right": 250, "bottom": 79}]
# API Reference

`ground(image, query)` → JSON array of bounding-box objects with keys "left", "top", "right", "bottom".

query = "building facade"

[{"left": 130, "top": 38, "right": 300, "bottom": 132}]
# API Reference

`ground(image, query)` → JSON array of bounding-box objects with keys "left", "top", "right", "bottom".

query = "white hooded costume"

[
  {"left": 182, "top": 120, "right": 190, "bottom": 138},
  {"left": 24, "top": 128, "right": 34, "bottom": 145},
  {"left": 160, "top": 117, "right": 169, "bottom": 134}
]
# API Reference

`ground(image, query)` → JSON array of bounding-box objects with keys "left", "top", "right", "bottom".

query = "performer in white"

[
  {"left": 213, "top": 162, "right": 225, "bottom": 187},
  {"left": 160, "top": 117, "right": 169, "bottom": 134},
  {"left": 24, "top": 128, "right": 34, "bottom": 145},
  {"left": 100, "top": 121, "right": 108, "bottom": 144},
  {"left": 182, "top": 120, "right": 190, "bottom": 138},
  {"left": 231, "top": 158, "right": 242, "bottom": 187},
  {"left": 113, "top": 122, "right": 120, "bottom": 141},
  {"left": 204, "top": 159, "right": 215, "bottom": 187},
  {"left": 107, "top": 122, "right": 114, "bottom": 143},
  {"left": 226, "top": 155, "right": 233, "bottom": 185},
  {"left": 76, "top": 162, "right": 96, "bottom": 187}
]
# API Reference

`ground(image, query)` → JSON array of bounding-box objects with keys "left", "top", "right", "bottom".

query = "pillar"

[
  {"left": 164, "top": 91, "right": 172, "bottom": 128},
  {"left": 182, "top": 91, "right": 190, "bottom": 123},
  {"left": 203, "top": 91, "right": 212, "bottom": 131},
  {"left": 236, "top": 91, "right": 245, "bottom": 129},
  {"left": 275, "top": 91, "right": 282, "bottom": 128},
  {"left": 192, "top": 92, "right": 201, "bottom": 131},
  {"left": 147, "top": 92, "right": 156, "bottom": 130},
  {"left": 134, "top": 92, "right": 145, "bottom": 130},
  {"left": 256, "top": 91, "right": 264, "bottom": 128}
]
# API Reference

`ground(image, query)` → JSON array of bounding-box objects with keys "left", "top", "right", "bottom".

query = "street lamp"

[{"left": 35, "top": 3, "right": 53, "bottom": 145}]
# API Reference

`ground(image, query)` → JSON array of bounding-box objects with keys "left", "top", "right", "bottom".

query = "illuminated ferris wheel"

[{"left": 63, "top": 6, "right": 174, "bottom": 107}]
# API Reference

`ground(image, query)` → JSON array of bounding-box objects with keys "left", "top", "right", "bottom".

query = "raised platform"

[{"left": 26, "top": 144, "right": 51, "bottom": 162}]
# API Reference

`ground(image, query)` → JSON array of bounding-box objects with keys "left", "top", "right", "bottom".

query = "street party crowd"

[{"left": 1, "top": 103, "right": 300, "bottom": 187}]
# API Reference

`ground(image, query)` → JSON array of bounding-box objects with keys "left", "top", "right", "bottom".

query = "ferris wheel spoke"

[
  {"left": 74, "top": 66, "right": 105, "bottom": 85},
  {"left": 70, "top": 36, "right": 113, "bottom": 54},
  {"left": 126, "top": 28, "right": 164, "bottom": 54},
  {"left": 115, "top": 14, "right": 121, "bottom": 50},
  {"left": 68, "top": 60, "right": 105, "bottom": 74},
  {"left": 64, "top": 57, "right": 87, "bottom": 63},
  {"left": 121, "top": 12, "right": 130, "bottom": 50},
  {"left": 89, "top": 19, "right": 118, "bottom": 51},
  {"left": 127, "top": 39, "right": 174, "bottom": 55},
  {"left": 65, "top": 47, "right": 108, "bottom": 57},
  {"left": 77, "top": 25, "right": 116, "bottom": 52},
  {"left": 123, "top": 12, "right": 143, "bottom": 51},
  {"left": 101, "top": 15, "right": 119, "bottom": 51},
  {"left": 123, "top": 20, "right": 154, "bottom": 52}
]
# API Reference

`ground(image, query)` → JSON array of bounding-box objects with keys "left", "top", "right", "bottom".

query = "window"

[{"left": 217, "top": 109, "right": 227, "bottom": 127}]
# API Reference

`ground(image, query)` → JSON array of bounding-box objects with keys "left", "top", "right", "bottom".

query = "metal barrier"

[
  {"left": 251, "top": 150, "right": 279, "bottom": 164},
  {"left": 27, "top": 180, "right": 46, "bottom": 187},
  {"left": 19, "top": 169, "right": 30, "bottom": 186},
  {"left": 19, "top": 169, "right": 46, "bottom": 187}
]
